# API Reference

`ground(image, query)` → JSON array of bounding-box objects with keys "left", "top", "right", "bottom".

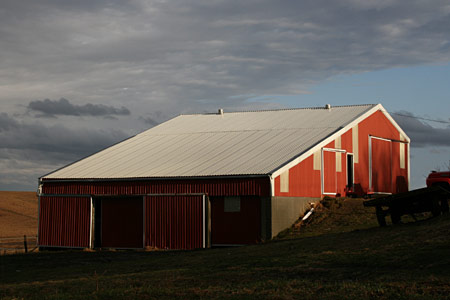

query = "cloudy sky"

[{"left": 1, "top": 0, "right": 450, "bottom": 190}]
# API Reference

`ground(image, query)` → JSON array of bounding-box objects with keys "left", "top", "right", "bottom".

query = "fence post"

[{"left": 24, "top": 235, "right": 28, "bottom": 253}]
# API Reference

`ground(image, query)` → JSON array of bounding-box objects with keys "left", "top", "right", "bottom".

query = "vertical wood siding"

[{"left": 39, "top": 196, "right": 90, "bottom": 247}]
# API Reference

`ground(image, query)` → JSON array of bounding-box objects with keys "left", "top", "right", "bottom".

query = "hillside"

[
  {"left": 0, "top": 191, "right": 37, "bottom": 238},
  {"left": 1, "top": 196, "right": 450, "bottom": 299}
]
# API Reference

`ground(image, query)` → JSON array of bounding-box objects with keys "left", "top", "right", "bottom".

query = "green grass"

[{"left": 1, "top": 199, "right": 450, "bottom": 299}]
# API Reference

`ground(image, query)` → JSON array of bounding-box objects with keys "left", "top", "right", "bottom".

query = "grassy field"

[{"left": 1, "top": 196, "right": 449, "bottom": 299}]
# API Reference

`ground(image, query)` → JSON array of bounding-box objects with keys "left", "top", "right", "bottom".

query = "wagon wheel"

[
  {"left": 431, "top": 198, "right": 442, "bottom": 217},
  {"left": 440, "top": 198, "right": 449, "bottom": 213},
  {"left": 390, "top": 212, "right": 401, "bottom": 224},
  {"left": 376, "top": 206, "right": 386, "bottom": 227}
]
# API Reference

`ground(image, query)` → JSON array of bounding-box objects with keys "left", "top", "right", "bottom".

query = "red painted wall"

[
  {"left": 42, "top": 177, "right": 270, "bottom": 197},
  {"left": 39, "top": 196, "right": 91, "bottom": 248},
  {"left": 392, "top": 141, "right": 409, "bottom": 193},
  {"left": 210, "top": 196, "right": 261, "bottom": 245},
  {"left": 274, "top": 155, "right": 322, "bottom": 197},
  {"left": 145, "top": 195, "right": 204, "bottom": 250},
  {"left": 357, "top": 110, "right": 408, "bottom": 194},
  {"left": 40, "top": 178, "right": 268, "bottom": 249},
  {"left": 371, "top": 138, "right": 392, "bottom": 193},
  {"left": 274, "top": 109, "right": 409, "bottom": 197}
]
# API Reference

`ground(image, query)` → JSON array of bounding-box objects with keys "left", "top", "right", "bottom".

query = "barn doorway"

[
  {"left": 93, "top": 196, "right": 144, "bottom": 249},
  {"left": 347, "top": 153, "right": 354, "bottom": 188}
]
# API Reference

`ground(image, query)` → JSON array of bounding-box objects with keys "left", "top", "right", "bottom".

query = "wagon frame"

[{"left": 363, "top": 186, "right": 450, "bottom": 226}]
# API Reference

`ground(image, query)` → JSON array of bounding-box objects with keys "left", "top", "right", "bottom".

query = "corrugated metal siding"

[
  {"left": 272, "top": 109, "right": 410, "bottom": 198},
  {"left": 42, "top": 105, "right": 376, "bottom": 180},
  {"left": 41, "top": 177, "right": 270, "bottom": 197},
  {"left": 371, "top": 138, "right": 392, "bottom": 193},
  {"left": 210, "top": 196, "right": 261, "bottom": 245},
  {"left": 274, "top": 155, "right": 321, "bottom": 197},
  {"left": 38, "top": 196, "right": 90, "bottom": 247},
  {"left": 356, "top": 111, "right": 409, "bottom": 195},
  {"left": 392, "top": 141, "right": 409, "bottom": 193},
  {"left": 145, "top": 195, "right": 203, "bottom": 250}
]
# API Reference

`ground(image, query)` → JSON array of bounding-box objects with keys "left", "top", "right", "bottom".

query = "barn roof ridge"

[{"left": 179, "top": 103, "right": 377, "bottom": 116}]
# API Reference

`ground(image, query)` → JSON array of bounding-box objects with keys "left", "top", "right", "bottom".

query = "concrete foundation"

[{"left": 271, "top": 197, "right": 320, "bottom": 237}]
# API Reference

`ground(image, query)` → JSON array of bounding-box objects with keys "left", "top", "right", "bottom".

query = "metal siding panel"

[
  {"left": 145, "top": 195, "right": 203, "bottom": 250},
  {"left": 355, "top": 110, "right": 408, "bottom": 195},
  {"left": 211, "top": 196, "right": 261, "bottom": 245},
  {"left": 274, "top": 155, "right": 321, "bottom": 198},
  {"left": 38, "top": 196, "right": 90, "bottom": 247},
  {"left": 336, "top": 153, "right": 347, "bottom": 196},
  {"left": 41, "top": 177, "right": 270, "bottom": 197},
  {"left": 391, "top": 140, "right": 408, "bottom": 193},
  {"left": 371, "top": 138, "right": 392, "bottom": 193}
]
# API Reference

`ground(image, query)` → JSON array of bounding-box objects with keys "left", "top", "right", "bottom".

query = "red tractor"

[{"left": 426, "top": 171, "right": 450, "bottom": 190}]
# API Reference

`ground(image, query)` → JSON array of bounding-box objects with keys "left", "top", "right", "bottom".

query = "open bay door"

[{"left": 93, "top": 196, "right": 144, "bottom": 249}]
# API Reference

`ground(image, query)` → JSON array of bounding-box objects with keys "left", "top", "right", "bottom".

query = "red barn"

[{"left": 38, "top": 104, "right": 410, "bottom": 250}]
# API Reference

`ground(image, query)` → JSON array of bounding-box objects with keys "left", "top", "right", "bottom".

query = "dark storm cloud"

[
  {"left": 0, "top": 112, "right": 18, "bottom": 130},
  {"left": 393, "top": 111, "right": 450, "bottom": 148},
  {"left": 0, "top": 113, "right": 128, "bottom": 162},
  {"left": 139, "top": 116, "right": 159, "bottom": 127},
  {"left": 28, "top": 98, "right": 130, "bottom": 117},
  {"left": 0, "top": 112, "right": 130, "bottom": 190}
]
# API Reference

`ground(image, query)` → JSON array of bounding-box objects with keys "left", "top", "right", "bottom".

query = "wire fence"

[{"left": 0, "top": 235, "right": 38, "bottom": 255}]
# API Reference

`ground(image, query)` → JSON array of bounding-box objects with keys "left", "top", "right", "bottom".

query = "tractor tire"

[
  {"left": 431, "top": 199, "right": 441, "bottom": 217},
  {"left": 376, "top": 206, "right": 387, "bottom": 227},
  {"left": 440, "top": 198, "right": 449, "bottom": 213},
  {"left": 390, "top": 212, "right": 401, "bottom": 224}
]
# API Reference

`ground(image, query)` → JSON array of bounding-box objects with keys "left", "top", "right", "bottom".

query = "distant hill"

[{"left": 0, "top": 191, "right": 37, "bottom": 238}]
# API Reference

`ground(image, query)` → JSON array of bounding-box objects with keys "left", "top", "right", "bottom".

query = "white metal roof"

[{"left": 42, "top": 104, "right": 379, "bottom": 180}]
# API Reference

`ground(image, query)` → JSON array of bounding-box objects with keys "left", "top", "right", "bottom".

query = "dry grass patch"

[{"left": 0, "top": 191, "right": 37, "bottom": 238}]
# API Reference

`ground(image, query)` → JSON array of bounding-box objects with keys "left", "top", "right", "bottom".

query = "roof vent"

[
  {"left": 325, "top": 104, "right": 331, "bottom": 110},
  {"left": 218, "top": 108, "right": 224, "bottom": 115}
]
